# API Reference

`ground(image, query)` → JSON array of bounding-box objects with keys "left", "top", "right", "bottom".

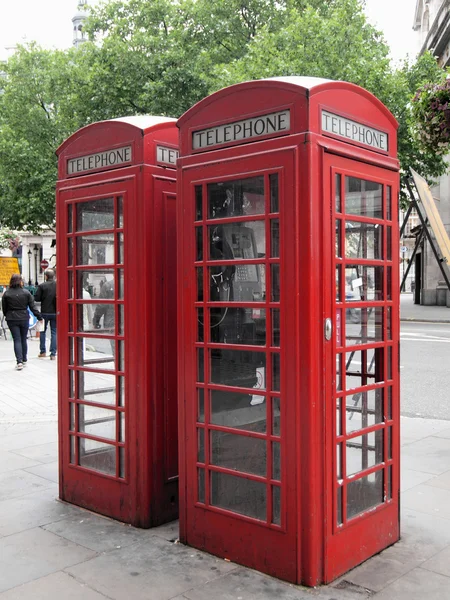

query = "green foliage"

[
  {"left": 0, "top": 0, "right": 448, "bottom": 228},
  {"left": 411, "top": 76, "right": 450, "bottom": 155}
]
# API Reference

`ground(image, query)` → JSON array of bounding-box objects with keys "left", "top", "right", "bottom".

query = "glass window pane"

[
  {"left": 209, "top": 308, "right": 265, "bottom": 345},
  {"left": 196, "top": 227, "right": 203, "bottom": 261},
  {"left": 345, "top": 221, "right": 383, "bottom": 260},
  {"left": 335, "top": 173, "right": 342, "bottom": 212},
  {"left": 271, "top": 220, "right": 279, "bottom": 258},
  {"left": 69, "top": 338, "right": 74, "bottom": 365},
  {"left": 346, "top": 388, "right": 384, "bottom": 433},
  {"left": 209, "top": 265, "right": 265, "bottom": 302},
  {"left": 211, "top": 471, "right": 266, "bottom": 520},
  {"left": 119, "top": 412, "right": 125, "bottom": 442},
  {"left": 119, "top": 447, "right": 125, "bottom": 478},
  {"left": 76, "top": 198, "right": 114, "bottom": 232},
  {"left": 77, "top": 337, "right": 115, "bottom": 370},
  {"left": 198, "top": 428, "right": 205, "bottom": 463},
  {"left": 78, "top": 405, "right": 116, "bottom": 440},
  {"left": 345, "top": 177, "right": 382, "bottom": 219},
  {"left": 197, "top": 308, "right": 204, "bottom": 342},
  {"left": 79, "top": 437, "right": 116, "bottom": 476},
  {"left": 70, "top": 435, "right": 76, "bottom": 463},
  {"left": 118, "top": 305, "right": 124, "bottom": 335},
  {"left": 337, "top": 443, "right": 342, "bottom": 479},
  {"left": 208, "top": 176, "right": 264, "bottom": 220},
  {"left": 78, "top": 371, "right": 116, "bottom": 405},
  {"left": 68, "top": 272, "right": 74, "bottom": 299},
  {"left": 118, "top": 233, "right": 124, "bottom": 264},
  {"left": 195, "top": 185, "right": 203, "bottom": 221},
  {"left": 271, "top": 264, "right": 280, "bottom": 301},
  {"left": 336, "top": 220, "right": 342, "bottom": 257},
  {"left": 77, "top": 304, "right": 114, "bottom": 334},
  {"left": 272, "top": 441, "right": 281, "bottom": 481},
  {"left": 68, "top": 238, "right": 73, "bottom": 266},
  {"left": 270, "top": 173, "right": 279, "bottom": 213},
  {"left": 117, "top": 196, "right": 123, "bottom": 228},
  {"left": 345, "top": 265, "right": 383, "bottom": 301},
  {"left": 210, "top": 389, "right": 266, "bottom": 433},
  {"left": 271, "top": 309, "right": 280, "bottom": 346},
  {"left": 76, "top": 234, "right": 114, "bottom": 266},
  {"left": 387, "top": 226, "right": 392, "bottom": 260},
  {"left": 346, "top": 430, "right": 383, "bottom": 476},
  {"left": 77, "top": 271, "right": 114, "bottom": 300},
  {"left": 68, "top": 204, "right": 73, "bottom": 233},
  {"left": 347, "top": 470, "right": 384, "bottom": 520},
  {"left": 386, "top": 186, "right": 392, "bottom": 220},
  {"left": 197, "top": 348, "right": 204, "bottom": 383},
  {"left": 209, "top": 221, "right": 265, "bottom": 260},
  {"left": 336, "top": 266, "right": 341, "bottom": 302},
  {"left": 69, "top": 403, "right": 75, "bottom": 430},
  {"left": 345, "top": 348, "right": 384, "bottom": 390},
  {"left": 118, "top": 376, "right": 125, "bottom": 407},
  {"left": 198, "top": 468, "right": 205, "bottom": 503},
  {"left": 198, "top": 388, "right": 204, "bottom": 423},
  {"left": 197, "top": 268, "right": 203, "bottom": 302},
  {"left": 210, "top": 349, "right": 265, "bottom": 389},
  {"left": 118, "top": 340, "right": 124, "bottom": 371},
  {"left": 337, "top": 486, "right": 343, "bottom": 526},
  {"left": 272, "top": 486, "right": 281, "bottom": 525},
  {"left": 272, "top": 397, "right": 281, "bottom": 436},
  {"left": 211, "top": 430, "right": 266, "bottom": 476},
  {"left": 272, "top": 353, "right": 280, "bottom": 392},
  {"left": 345, "top": 307, "right": 383, "bottom": 344},
  {"left": 118, "top": 270, "right": 124, "bottom": 300}
]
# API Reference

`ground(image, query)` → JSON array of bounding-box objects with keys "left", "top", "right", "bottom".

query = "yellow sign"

[
  {"left": 411, "top": 169, "right": 450, "bottom": 267},
  {"left": 0, "top": 257, "right": 20, "bottom": 286}
]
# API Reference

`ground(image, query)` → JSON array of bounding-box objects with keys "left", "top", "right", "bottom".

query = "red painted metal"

[
  {"left": 177, "top": 78, "right": 400, "bottom": 585},
  {"left": 56, "top": 117, "right": 179, "bottom": 527}
]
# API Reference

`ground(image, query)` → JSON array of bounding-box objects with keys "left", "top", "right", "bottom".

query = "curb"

[{"left": 400, "top": 318, "right": 450, "bottom": 323}]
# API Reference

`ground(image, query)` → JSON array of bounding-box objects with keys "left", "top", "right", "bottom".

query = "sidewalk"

[
  {"left": 401, "top": 292, "right": 450, "bottom": 323},
  {"left": 0, "top": 320, "right": 450, "bottom": 598}
]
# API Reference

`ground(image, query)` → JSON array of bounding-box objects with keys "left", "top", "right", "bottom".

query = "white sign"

[
  {"left": 321, "top": 110, "right": 388, "bottom": 152},
  {"left": 156, "top": 145, "right": 179, "bottom": 166},
  {"left": 68, "top": 146, "right": 132, "bottom": 175},
  {"left": 192, "top": 110, "right": 290, "bottom": 150}
]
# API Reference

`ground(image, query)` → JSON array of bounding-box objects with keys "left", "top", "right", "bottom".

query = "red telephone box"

[
  {"left": 56, "top": 116, "right": 179, "bottom": 527},
  {"left": 177, "top": 78, "right": 400, "bottom": 585}
]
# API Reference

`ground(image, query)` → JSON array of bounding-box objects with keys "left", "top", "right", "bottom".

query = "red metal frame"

[
  {"left": 56, "top": 118, "right": 179, "bottom": 526},
  {"left": 177, "top": 78, "right": 400, "bottom": 585}
]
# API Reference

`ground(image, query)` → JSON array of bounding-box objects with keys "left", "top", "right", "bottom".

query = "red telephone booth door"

[
  {"left": 179, "top": 149, "right": 299, "bottom": 582},
  {"left": 323, "top": 154, "right": 400, "bottom": 581}
]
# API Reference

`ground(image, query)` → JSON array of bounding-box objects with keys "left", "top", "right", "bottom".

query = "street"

[{"left": 401, "top": 321, "right": 450, "bottom": 420}]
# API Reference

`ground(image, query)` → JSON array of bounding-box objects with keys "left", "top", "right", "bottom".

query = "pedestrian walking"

[
  {"left": 1, "top": 273, "right": 43, "bottom": 370},
  {"left": 34, "top": 269, "right": 57, "bottom": 359}
]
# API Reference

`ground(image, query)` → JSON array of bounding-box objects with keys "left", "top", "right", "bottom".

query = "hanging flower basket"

[{"left": 412, "top": 78, "right": 450, "bottom": 156}]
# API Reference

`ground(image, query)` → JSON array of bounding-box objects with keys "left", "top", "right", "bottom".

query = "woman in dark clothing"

[{"left": 1, "top": 274, "right": 43, "bottom": 370}]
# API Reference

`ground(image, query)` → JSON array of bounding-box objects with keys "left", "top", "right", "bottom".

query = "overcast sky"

[{"left": 0, "top": 0, "right": 419, "bottom": 63}]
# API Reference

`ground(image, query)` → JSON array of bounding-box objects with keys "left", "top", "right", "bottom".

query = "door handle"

[{"left": 324, "top": 318, "right": 332, "bottom": 341}]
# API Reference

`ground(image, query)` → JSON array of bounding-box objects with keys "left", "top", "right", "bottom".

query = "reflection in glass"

[
  {"left": 118, "top": 304, "right": 124, "bottom": 335},
  {"left": 210, "top": 349, "right": 265, "bottom": 389},
  {"left": 211, "top": 471, "right": 266, "bottom": 520},
  {"left": 118, "top": 340, "right": 124, "bottom": 371},
  {"left": 70, "top": 403, "right": 75, "bottom": 430},
  {"left": 118, "top": 233, "right": 124, "bottom": 264},
  {"left": 336, "top": 443, "right": 342, "bottom": 479},
  {"left": 78, "top": 337, "right": 115, "bottom": 370},
  {"left": 198, "top": 468, "right": 205, "bottom": 503},
  {"left": 336, "top": 220, "right": 342, "bottom": 257},
  {"left": 198, "top": 388, "right": 204, "bottom": 423},
  {"left": 69, "top": 370, "right": 74, "bottom": 397},
  {"left": 77, "top": 234, "right": 114, "bottom": 266},
  {"left": 346, "top": 388, "right": 383, "bottom": 433},
  {"left": 118, "top": 376, "right": 125, "bottom": 407},
  {"left": 346, "top": 430, "right": 383, "bottom": 476},
  {"left": 79, "top": 404, "right": 116, "bottom": 440},
  {"left": 272, "top": 353, "right": 280, "bottom": 391},
  {"left": 77, "top": 270, "right": 114, "bottom": 299},
  {"left": 210, "top": 389, "right": 266, "bottom": 432},
  {"left": 76, "top": 198, "right": 114, "bottom": 232},
  {"left": 78, "top": 371, "right": 116, "bottom": 405},
  {"left": 347, "top": 470, "right": 384, "bottom": 520},
  {"left": 211, "top": 430, "right": 266, "bottom": 476},
  {"left": 386, "top": 186, "right": 391, "bottom": 220},
  {"left": 209, "top": 308, "right": 265, "bottom": 345},
  {"left": 118, "top": 270, "right": 124, "bottom": 300},
  {"left": 336, "top": 400, "right": 341, "bottom": 436},
  {"left": 270, "top": 173, "right": 279, "bottom": 213},
  {"left": 69, "top": 338, "right": 74, "bottom": 365},
  {"left": 345, "top": 177, "right": 382, "bottom": 219},
  {"left": 207, "top": 176, "right": 264, "bottom": 220},
  {"left": 336, "top": 266, "right": 341, "bottom": 301},
  {"left": 68, "top": 271, "right": 74, "bottom": 300},
  {"left": 68, "top": 238, "right": 73, "bottom": 266},
  {"left": 345, "top": 221, "right": 383, "bottom": 260},
  {"left": 208, "top": 265, "right": 265, "bottom": 302},
  {"left": 79, "top": 437, "right": 116, "bottom": 476},
  {"left": 119, "top": 412, "right": 125, "bottom": 442}
]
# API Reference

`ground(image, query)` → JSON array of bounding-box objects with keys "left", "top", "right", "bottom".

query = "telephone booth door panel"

[
  {"left": 322, "top": 154, "right": 400, "bottom": 581},
  {"left": 179, "top": 150, "right": 298, "bottom": 581},
  {"left": 58, "top": 180, "right": 134, "bottom": 521}
]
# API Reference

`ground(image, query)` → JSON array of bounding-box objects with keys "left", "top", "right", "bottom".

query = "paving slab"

[
  {"left": 0, "top": 572, "right": 108, "bottom": 600},
  {"left": 66, "top": 536, "right": 239, "bottom": 600},
  {"left": 23, "top": 460, "right": 58, "bottom": 483},
  {"left": 0, "top": 486, "right": 82, "bottom": 537},
  {"left": 0, "top": 469, "right": 55, "bottom": 502},
  {"left": 44, "top": 512, "right": 154, "bottom": 553},
  {"left": 0, "top": 450, "right": 41, "bottom": 474},
  {"left": 10, "top": 440, "right": 58, "bottom": 464},
  {"left": 0, "top": 527, "right": 96, "bottom": 593},
  {"left": 372, "top": 566, "right": 450, "bottom": 600},
  {"left": 402, "top": 483, "right": 450, "bottom": 520},
  {"left": 421, "top": 544, "right": 450, "bottom": 578},
  {"left": 401, "top": 435, "right": 450, "bottom": 475},
  {"left": 400, "top": 468, "right": 435, "bottom": 492},
  {"left": 423, "top": 469, "right": 450, "bottom": 491}
]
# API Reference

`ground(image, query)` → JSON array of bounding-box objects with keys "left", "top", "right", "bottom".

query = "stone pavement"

[
  {"left": 401, "top": 292, "right": 450, "bottom": 323},
  {"left": 0, "top": 309, "right": 450, "bottom": 598}
]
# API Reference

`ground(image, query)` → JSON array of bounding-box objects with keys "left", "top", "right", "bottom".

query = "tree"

[{"left": 0, "top": 0, "right": 447, "bottom": 229}]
